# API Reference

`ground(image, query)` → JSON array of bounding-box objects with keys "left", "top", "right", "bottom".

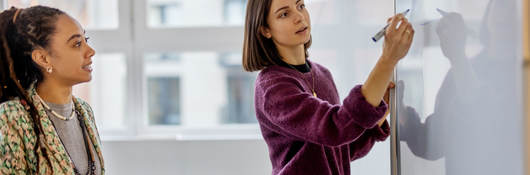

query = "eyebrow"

[
  {"left": 66, "top": 30, "right": 86, "bottom": 43},
  {"left": 274, "top": 6, "right": 289, "bottom": 14},
  {"left": 274, "top": 0, "right": 302, "bottom": 14}
]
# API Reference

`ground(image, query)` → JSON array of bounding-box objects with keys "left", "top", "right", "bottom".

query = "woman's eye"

[
  {"left": 299, "top": 4, "right": 305, "bottom": 9},
  {"left": 75, "top": 41, "right": 82, "bottom": 47},
  {"left": 280, "top": 12, "right": 288, "bottom": 18},
  {"left": 85, "top": 37, "right": 90, "bottom": 43}
]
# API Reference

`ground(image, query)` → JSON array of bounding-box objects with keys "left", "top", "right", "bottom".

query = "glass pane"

[
  {"left": 395, "top": 0, "right": 524, "bottom": 174},
  {"left": 146, "top": 0, "right": 247, "bottom": 28},
  {"left": 220, "top": 53, "right": 256, "bottom": 124},
  {"left": 7, "top": 0, "right": 119, "bottom": 29},
  {"left": 144, "top": 52, "right": 257, "bottom": 126},
  {"left": 147, "top": 77, "right": 181, "bottom": 125},
  {"left": 74, "top": 53, "right": 127, "bottom": 130}
]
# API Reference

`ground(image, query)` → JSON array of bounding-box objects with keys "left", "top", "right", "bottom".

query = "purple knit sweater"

[{"left": 254, "top": 60, "right": 390, "bottom": 175}]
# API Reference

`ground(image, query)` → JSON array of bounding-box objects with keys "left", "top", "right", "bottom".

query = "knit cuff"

[
  {"left": 344, "top": 85, "right": 388, "bottom": 129},
  {"left": 371, "top": 120, "right": 391, "bottom": 141}
]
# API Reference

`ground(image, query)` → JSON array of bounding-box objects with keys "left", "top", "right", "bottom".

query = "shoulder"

[
  {"left": 75, "top": 97, "right": 95, "bottom": 120},
  {"left": 0, "top": 99, "right": 29, "bottom": 123},
  {"left": 0, "top": 98, "right": 25, "bottom": 111},
  {"left": 309, "top": 60, "right": 333, "bottom": 77},
  {"left": 256, "top": 66, "right": 303, "bottom": 89},
  {"left": 258, "top": 65, "right": 292, "bottom": 79},
  {"left": 75, "top": 97, "right": 93, "bottom": 111}
]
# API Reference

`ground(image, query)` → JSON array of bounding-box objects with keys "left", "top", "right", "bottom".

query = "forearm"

[
  {"left": 361, "top": 13, "right": 414, "bottom": 107},
  {"left": 362, "top": 56, "right": 397, "bottom": 107}
]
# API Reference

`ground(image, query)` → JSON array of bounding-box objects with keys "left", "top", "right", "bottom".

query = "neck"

[
  {"left": 277, "top": 44, "right": 306, "bottom": 65},
  {"left": 36, "top": 79, "right": 73, "bottom": 105}
]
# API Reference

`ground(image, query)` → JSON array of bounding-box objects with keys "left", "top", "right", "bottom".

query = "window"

[
  {"left": 147, "top": 77, "right": 182, "bottom": 125},
  {"left": 146, "top": 0, "right": 247, "bottom": 28},
  {"left": 7, "top": 0, "right": 119, "bottom": 29},
  {"left": 144, "top": 52, "right": 257, "bottom": 127},
  {"left": 2, "top": 0, "right": 395, "bottom": 143},
  {"left": 87, "top": 53, "right": 127, "bottom": 130}
]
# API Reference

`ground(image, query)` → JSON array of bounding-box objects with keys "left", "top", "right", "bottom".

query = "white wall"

[
  {"left": 101, "top": 140, "right": 271, "bottom": 175},
  {"left": 101, "top": 139, "right": 391, "bottom": 175}
]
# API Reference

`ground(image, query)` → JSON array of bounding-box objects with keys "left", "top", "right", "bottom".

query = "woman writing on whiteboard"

[{"left": 242, "top": 0, "right": 414, "bottom": 174}]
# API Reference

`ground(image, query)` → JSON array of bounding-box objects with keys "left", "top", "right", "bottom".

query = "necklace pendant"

[{"left": 312, "top": 91, "right": 317, "bottom": 97}]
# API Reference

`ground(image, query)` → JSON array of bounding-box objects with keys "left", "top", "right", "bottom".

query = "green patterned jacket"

[{"left": 0, "top": 86, "right": 104, "bottom": 174}]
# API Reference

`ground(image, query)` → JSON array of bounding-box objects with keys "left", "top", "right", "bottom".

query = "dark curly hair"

[{"left": 0, "top": 5, "right": 65, "bottom": 172}]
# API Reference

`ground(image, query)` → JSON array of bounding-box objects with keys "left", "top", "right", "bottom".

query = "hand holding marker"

[{"left": 372, "top": 9, "right": 411, "bottom": 42}]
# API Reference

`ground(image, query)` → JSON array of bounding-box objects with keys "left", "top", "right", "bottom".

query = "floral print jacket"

[{"left": 0, "top": 86, "right": 104, "bottom": 174}]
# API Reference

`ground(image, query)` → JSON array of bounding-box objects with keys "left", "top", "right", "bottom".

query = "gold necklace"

[
  {"left": 35, "top": 93, "right": 75, "bottom": 121},
  {"left": 286, "top": 62, "right": 317, "bottom": 97}
]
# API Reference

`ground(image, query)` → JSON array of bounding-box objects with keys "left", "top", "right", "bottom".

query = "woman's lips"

[
  {"left": 296, "top": 27, "right": 308, "bottom": 34},
  {"left": 82, "top": 64, "right": 93, "bottom": 72}
]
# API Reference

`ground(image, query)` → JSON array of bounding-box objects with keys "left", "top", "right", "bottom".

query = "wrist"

[
  {"left": 377, "top": 117, "right": 386, "bottom": 127},
  {"left": 378, "top": 55, "right": 398, "bottom": 68}
]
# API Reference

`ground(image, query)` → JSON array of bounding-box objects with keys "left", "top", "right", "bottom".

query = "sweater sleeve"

[
  {"left": 256, "top": 76, "right": 388, "bottom": 147},
  {"left": 348, "top": 119, "right": 390, "bottom": 161}
]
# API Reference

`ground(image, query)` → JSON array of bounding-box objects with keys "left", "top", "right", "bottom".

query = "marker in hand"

[{"left": 372, "top": 9, "right": 411, "bottom": 42}]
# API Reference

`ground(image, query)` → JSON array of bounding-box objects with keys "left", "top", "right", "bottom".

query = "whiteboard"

[
  {"left": 394, "top": 0, "right": 525, "bottom": 174},
  {"left": 307, "top": 0, "right": 394, "bottom": 174}
]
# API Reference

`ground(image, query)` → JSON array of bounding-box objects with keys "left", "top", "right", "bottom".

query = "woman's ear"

[
  {"left": 260, "top": 26, "right": 272, "bottom": 39},
  {"left": 31, "top": 48, "right": 51, "bottom": 70}
]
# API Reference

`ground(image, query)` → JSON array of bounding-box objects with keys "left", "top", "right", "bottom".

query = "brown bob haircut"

[{"left": 242, "top": 0, "right": 312, "bottom": 72}]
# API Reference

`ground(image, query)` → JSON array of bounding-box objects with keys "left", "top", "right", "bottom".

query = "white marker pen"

[{"left": 372, "top": 9, "right": 411, "bottom": 42}]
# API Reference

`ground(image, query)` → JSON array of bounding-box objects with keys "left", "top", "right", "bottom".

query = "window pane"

[
  {"left": 7, "top": 0, "right": 118, "bottom": 29},
  {"left": 144, "top": 52, "right": 257, "bottom": 126},
  {"left": 146, "top": 0, "right": 247, "bottom": 28},
  {"left": 74, "top": 53, "right": 127, "bottom": 130},
  {"left": 220, "top": 53, "right": 256, "bottom": 124},
  {"left": 147, "top": 77, "right": 181, "bottom": 125}
]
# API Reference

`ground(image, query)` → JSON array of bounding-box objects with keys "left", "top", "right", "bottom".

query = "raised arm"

[{"left": 362, "top": 14, "right": 414, "bottom": 107}]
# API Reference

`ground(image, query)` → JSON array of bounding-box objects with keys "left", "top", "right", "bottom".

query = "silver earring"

[{"left": 47, "top": 67, "right": 53, "bottom": 73}]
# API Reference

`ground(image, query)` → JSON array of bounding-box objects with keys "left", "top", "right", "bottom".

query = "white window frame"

[
  {"left": 131, "top": 0, "right": 260, "bottom": 140},
  {"left": 1, "top": 0, "right": 262, "bottom": 141}
]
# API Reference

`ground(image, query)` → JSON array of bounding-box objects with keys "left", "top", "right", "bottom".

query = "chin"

[
  {"left": 302, "top": 35, "right": 311, "bottom": 44},
  {"left": 84, "top": 76, "right": 92, "bottom": 82},
  {"left": 77, "top": 76, "right": 92, "bottom": 84},
  {"left": 293, "top": 37, "right": 310, "bottom": 44},
  {"left": 303, "top": 38, "right": 311, "bottom": 44}
]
